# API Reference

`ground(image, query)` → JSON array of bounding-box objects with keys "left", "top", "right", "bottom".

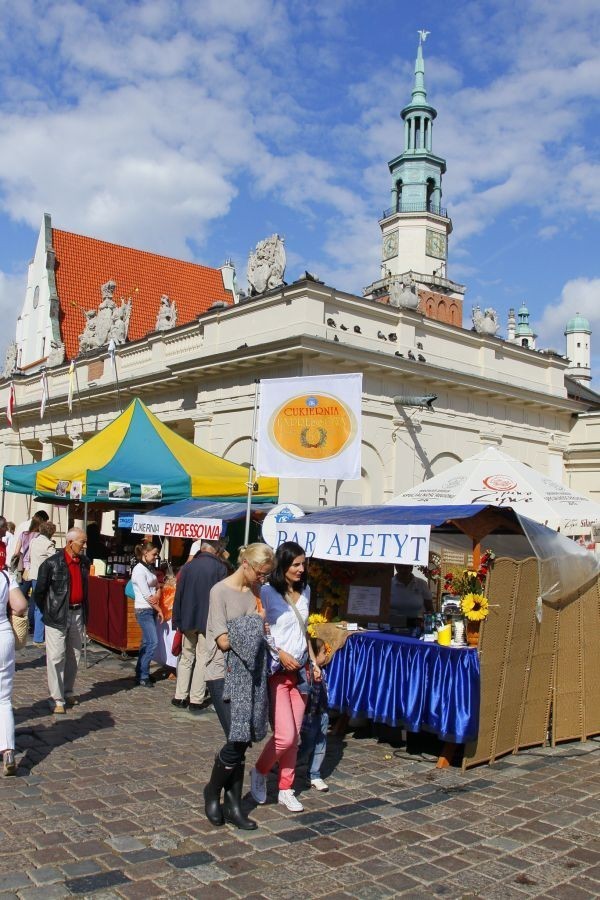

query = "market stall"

[
  {"left": 131, "top": 499, "right": 275, "bottom": 666},
  {"left": 3, "top": 398, "right": 278, "bottom": 505},
  {"left": 283, "top": 502, "right": 600, "bottom": 765},
  {"left": 327, "top": 631, "right": 480, "bottom": 743},
  {"left": 2, "top": 398, "right": 279, "bottom": 655}
]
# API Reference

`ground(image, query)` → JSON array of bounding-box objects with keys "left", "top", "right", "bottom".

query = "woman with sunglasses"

[
  {"left": 203, "top": 542, "right": 275, "bottom": 830},
  {"left": 250, "top": 541, "right": 319, "bottom": 813}
]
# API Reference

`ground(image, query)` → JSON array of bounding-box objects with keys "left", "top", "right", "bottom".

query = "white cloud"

[
  {"left": 0, "top": 269, "right": 27, "bottom": 366},
  {"left": 0, "top": 0, "right": 598, "bottom": 337}
]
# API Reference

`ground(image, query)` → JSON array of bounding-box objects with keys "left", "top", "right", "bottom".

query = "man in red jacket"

[{"left": 34, "top": 527, "right": 89, "bottom": 715}]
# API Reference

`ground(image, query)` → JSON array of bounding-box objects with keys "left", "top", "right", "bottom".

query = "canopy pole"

[
  {"left": 243, "top": 380, "right": 260, "bottom": 547},
  {"left": 472, "top": 539, "right": 481, "bottom": 570},
  {"left": 83, "top": 500, "right": 89, "bottom": 669}
]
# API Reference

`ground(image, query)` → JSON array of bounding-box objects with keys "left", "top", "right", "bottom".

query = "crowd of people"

[{"left": 2, "top": 513, "right": 331, "bottom": 828}]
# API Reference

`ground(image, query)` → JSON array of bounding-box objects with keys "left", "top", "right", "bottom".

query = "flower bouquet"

[{"left": 443, "top": 550, "right": 495, "bottom": 646}]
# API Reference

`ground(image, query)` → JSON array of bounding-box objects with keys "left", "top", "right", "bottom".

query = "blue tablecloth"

[{"left": 327, "top": 631, "right": 480, "bottom": 743}]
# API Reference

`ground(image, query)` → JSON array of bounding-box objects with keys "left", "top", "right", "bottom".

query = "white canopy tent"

[{"left": 388, "top": 446, "right": 600, "bottom": 535}]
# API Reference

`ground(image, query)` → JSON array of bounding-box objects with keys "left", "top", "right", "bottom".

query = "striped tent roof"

[{"left": 3, "top": 399, "right": 278, "bottom": 505}]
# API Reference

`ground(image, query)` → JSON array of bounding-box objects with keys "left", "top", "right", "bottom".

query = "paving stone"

[
  {"left": 0, "top": 874, "right": 31, "bottom": 891},
  {"left": 60, "top": 859, "right": 104, "bottom": 878},
  {"left": 17, "top": 888, "right": 71, "bottom": 900},
  {"left": 64, "top": 869, "right": 131, "bottom": 894},
  {"left": 26, "top": 866, "right": 64, "bottom": 885},
  {"left": 106, "top": 836, "right": 145, "bottom": 852},
  {"left": 167, "top": 850, "right": 216, "bottom": 868},
  {"left": 120, "top": 848, "right": 168, "bottom": 864}
]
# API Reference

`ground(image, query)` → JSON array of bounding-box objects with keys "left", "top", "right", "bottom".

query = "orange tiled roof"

[{"left": 52, "top": 229, "right": 233, "bottom": 360}]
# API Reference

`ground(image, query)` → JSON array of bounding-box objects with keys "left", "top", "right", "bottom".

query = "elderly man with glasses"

[{"left": 33, "top": 527, "right": 90, "bottom": 714}]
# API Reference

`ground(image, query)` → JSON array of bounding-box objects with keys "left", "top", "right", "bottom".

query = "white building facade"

[{"left": 1, "top": 37, "right": 599, "bottom": 526}]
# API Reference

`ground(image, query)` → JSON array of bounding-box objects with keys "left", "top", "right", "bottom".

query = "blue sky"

[{"left": 0, "top": 0, "right": 599, "bottom": 370}]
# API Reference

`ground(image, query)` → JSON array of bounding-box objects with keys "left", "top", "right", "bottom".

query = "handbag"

[
  {"left": 171, "top": 629, "right": 183, "bottom": 656},
  {"left": 124, "top": 579, "right": 136, "bottom": 600},
  {"left": 1, "top": 572, "right": 28, "bottom": 649},
  {"left": 9, "top": 553, "right": 23, "bottom": 583},
  {"left": 10, "top": 613, "right": 28, "bottom": 650}
]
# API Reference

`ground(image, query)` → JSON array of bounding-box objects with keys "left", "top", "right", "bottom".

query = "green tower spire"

[
  {"left": 407, "top": 38, "right": 428, "bottom": 109},
  {"left": 386, "top": 32, "right": 447, "bottom": 216}
]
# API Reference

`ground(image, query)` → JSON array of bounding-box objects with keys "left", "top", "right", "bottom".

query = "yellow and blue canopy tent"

[{"left": 3, "top": 398, "right": 278, "bottom": 504}]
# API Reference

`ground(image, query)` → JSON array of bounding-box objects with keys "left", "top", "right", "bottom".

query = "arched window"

[
  {"left": 396, "top": 179, "right": 403, "bottom": 212},
  {"left": 426, "top": 178, "right": 436, "bottom": 212}
]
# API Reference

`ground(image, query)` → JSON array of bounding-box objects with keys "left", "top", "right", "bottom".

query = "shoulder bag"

[{"left": 1, "top": 571, "right": 28, "bottom": 650}]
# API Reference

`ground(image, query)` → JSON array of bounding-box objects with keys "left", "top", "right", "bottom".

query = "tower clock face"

[
  {"left": 382, "top": 230, "right": 398, "bottom": 261},
  {"left": 426, "top": 229, "right": 447, "bottom": 260}
]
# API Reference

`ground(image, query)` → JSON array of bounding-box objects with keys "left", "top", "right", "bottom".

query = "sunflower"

[
  {"left": 307, "top": 612, "right": 329, "bottom": 637},
  {"left": 461, "top": 593, "right": 489, "bottom": 621}
]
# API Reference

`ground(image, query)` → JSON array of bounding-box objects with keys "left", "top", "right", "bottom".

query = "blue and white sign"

[
  {"left": 274, "top": 522, "right": 430, "bottom": 564},
  {"left": 262, "top": 503, "right": 305, "bottom": 548}
]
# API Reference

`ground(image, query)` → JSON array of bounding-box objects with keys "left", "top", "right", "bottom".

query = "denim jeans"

[
  {"left": 299, "top": 710, "right": 329, "bottom": 779},
  {"left": 135, "top": 608, "right": 158, "bottom": 682},
  {"left": 31, "top": 580, "right": 45, "bottom": 643}
]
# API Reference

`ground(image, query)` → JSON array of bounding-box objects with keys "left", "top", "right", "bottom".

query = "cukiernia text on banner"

[{"left": 256, "top": 373, "right": 362, "bottom": 479}]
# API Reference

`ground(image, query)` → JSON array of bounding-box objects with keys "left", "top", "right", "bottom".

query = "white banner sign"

[
  {"left": 257, "top": 373, "right": 362, "bottom": 479},
  {"left": 274, "top": 521, "right": 430, "bottom": 564},
  {"left": 131, "top": 515, "right": 222, "bottom": 539}
]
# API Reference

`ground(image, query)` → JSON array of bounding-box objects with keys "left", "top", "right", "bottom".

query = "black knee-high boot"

[
  {"left": 223, "top": 763, "right": 258, "bottom": 830},
  {"left": 203, "top": 755, "right": 232, "bottom": 826}
]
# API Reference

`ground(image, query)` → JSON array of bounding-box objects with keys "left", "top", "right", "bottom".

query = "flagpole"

[
  {"left": 108, "top": 341, "right": 123, "bottom": 413},
  {"left": 243, "top": 379, "right": 260, "bottom": 546},
  {"left": 73, "top": 360, "right": 86, "bottom": 436}
]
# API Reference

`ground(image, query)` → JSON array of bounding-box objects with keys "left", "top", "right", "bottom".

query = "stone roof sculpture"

[
  {"left": 155, "top": 295, "right": 178, "bottom": 331},
  {"left": 472, "top": 306, "right": 500, "bottom": 336},
  {"left": 3, "top": 340, "right": 17, "bottom": 378},
  {"left": 389, "top": 272, "right": 419, "bottom": 310},
  {"left": 78, "top": 280, "right": 132, "bottom": 353},
  {"left": 247, "top": 234, "right": 286, "bottom": 296}
]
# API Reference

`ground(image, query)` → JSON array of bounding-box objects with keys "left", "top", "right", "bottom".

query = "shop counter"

[
  {"left": 327, "top": 631, "right": 480, "bottom": 744},
  {"left": 86, "top": 575, "right": 142, "bottom": 653}
]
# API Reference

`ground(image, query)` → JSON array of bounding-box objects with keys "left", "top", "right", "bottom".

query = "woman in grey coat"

[{"left": 203, "top": 543, "right": 275, "bottom": 830}]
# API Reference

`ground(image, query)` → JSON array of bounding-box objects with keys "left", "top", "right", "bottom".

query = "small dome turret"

[{"left": 565, "top": 313, "right": 591, "bottom": 335}]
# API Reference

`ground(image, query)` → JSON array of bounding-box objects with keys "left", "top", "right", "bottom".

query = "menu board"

[{"left": 347, "top": 585, "right": 382, "bottom": 617}]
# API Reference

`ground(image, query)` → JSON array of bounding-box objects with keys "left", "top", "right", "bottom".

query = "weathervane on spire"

[{"left": 418, "top": 29, "right": 430, "bottom": 44}]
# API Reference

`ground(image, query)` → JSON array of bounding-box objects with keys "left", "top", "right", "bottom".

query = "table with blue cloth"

[{"left": 327, "top": 631, "right": 480, "bottom": 744}]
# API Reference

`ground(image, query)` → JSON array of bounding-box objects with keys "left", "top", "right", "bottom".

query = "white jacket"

[{"left": 28, "top": 535, "right": 56, "bottom": 581}]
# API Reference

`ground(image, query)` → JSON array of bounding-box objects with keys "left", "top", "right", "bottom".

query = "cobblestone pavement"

[{"left": 2, "top": 641, "right": 600, "bottom": 899}]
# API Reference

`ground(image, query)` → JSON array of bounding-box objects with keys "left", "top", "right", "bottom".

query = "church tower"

[
  {"left": 565, "top": 313, "right": 591, "bottom": 383},
  {"left": 364, "top": 34, "right": 464, "bottom": 326}
]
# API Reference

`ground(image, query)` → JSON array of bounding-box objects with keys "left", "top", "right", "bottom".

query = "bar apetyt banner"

[{"left": 273, "top": 521, "right": 431, "bottom": 564}]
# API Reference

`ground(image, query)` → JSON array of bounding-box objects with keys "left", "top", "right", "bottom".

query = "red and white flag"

[
  {"left": 6, "top": 382, "right": 15, "bottom": 426},
  {"left": 40, "top": 370, "right": 49, "bottom": 420}
]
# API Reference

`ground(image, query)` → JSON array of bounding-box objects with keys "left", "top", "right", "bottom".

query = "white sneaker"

[
  {"left": 278, "top": 789, "right": 304, "bottom": 812},
  {"left": 310, "top": 777, "right": 329, "bottom": 792},
  {"left": 250, "top": 767, "right": 267, "bottom": 804}
]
